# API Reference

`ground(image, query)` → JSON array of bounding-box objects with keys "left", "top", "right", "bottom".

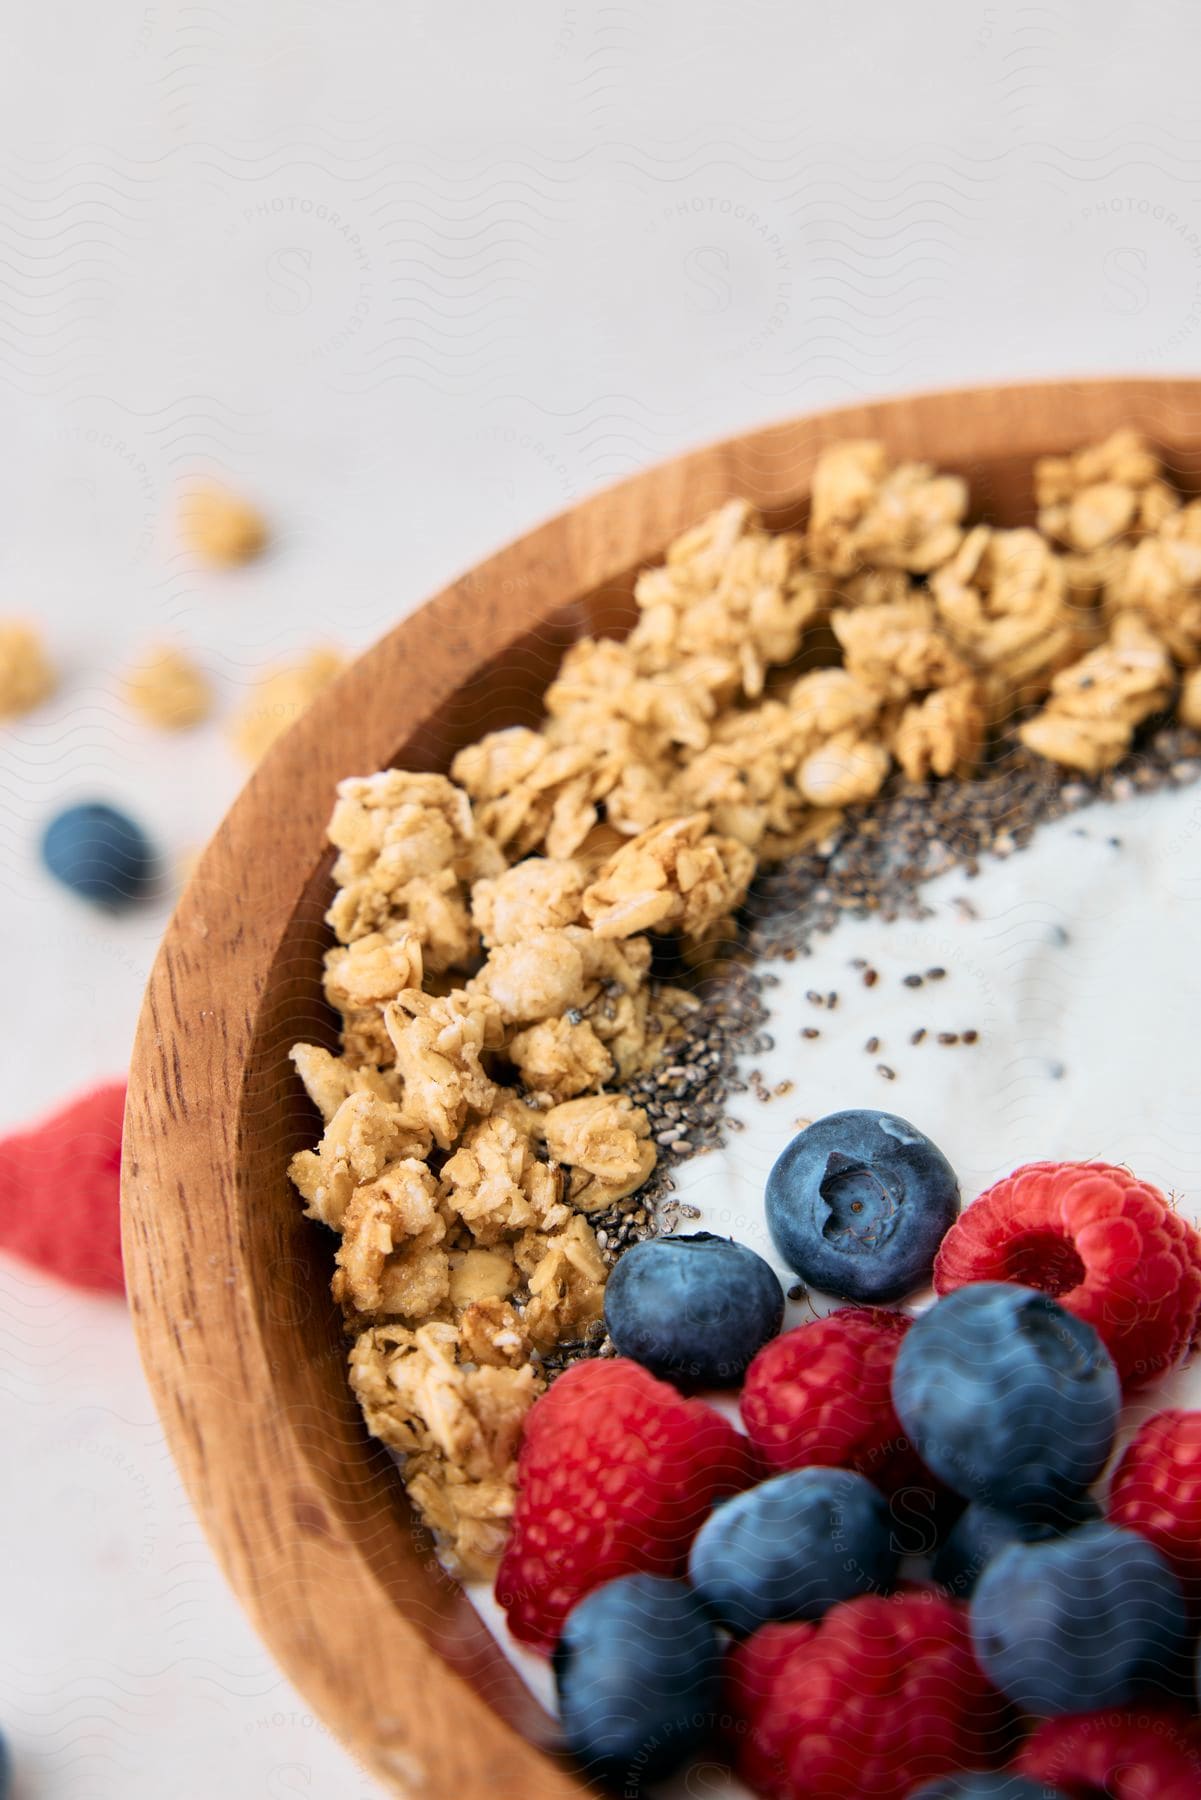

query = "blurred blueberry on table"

[
  {"left": 933, "top": 1492, "right": 1102, "bottom": 1597},
  {"left": 41, "top": 802, "right": 156, "bottom": 910},
  {"left": 688, "top": 1466, "right": 898, "bottom": 1635},
  {"left": 603, "top": 1232, "right": 784, "bottom": 1387},
  {"left": 891, "top": 1283, "right": 1120, "bottom": 1512},
  {"left": 766, "top": 1108, "right": 960, "bottom": 1302},
  {"left": 971, "top": 1523, "right": 1188, "bottom": 1716},
  {"left": 552, "top": 1574, "right": 722, "bottom": 1788}
]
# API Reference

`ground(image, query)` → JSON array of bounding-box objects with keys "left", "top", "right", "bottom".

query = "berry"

[
  {"left": 934, "top": 1495, "right": 1101, "bottom": 1599},
  {"left": 1018, "top": 1708, "right": 1201, "bottom": 1800},
  {"left": 494, "top": 1358, "right": 756, "bottom": 1652},
  {"left": 40, "top": 802, "right": 156, "bottom": 910},
  {"left": 741, "top": 1308, "right": 928, "bottom": 1498},
  {"left": 970, "top": 1524, "right": 1187, "bottom": 1717},
  {"left": 726, "top": 1589, "right": 1007, "bottom": 1800},
  {"left": 552, "top": 1575, "right": 722, "bottom": 1788},
  {"left": 934, "top": 1160, "right": 1201, "bottom": 1390},
  {"left": 765, "top": 1109, "right": 960, "bottom": 1303},
  {"left": 602, "top": 1232, "right": 784, "bottom": 1388},
  {"left": 1109, "top": 1409, "right": 1201, "bottom": 1610},
  {"left": 0, "top": 1081, "right": 126, "bottom": 1293},
  {"left": 688, "top": 1466, "right": 897, "bottom": 1635},
  {"left": 892, "top": 1283, "right": 1120, "bottom": 1512},
  {"left": 910, "top": 1779, "right": 1066, "bottom": 1799}
]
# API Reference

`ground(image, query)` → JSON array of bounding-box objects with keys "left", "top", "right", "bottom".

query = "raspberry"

[
  {"left": 494, "top": 1357, "right": 757, "bottom": 1653},
  {"left": 1110, "top": 1410, "right": 1201, "bottom": 1611},
  {"left": 726, "top": 1589, "right": 1009, "bottom": 1799},
  {"left": 1018, "top": 1707, "right": 1201, "bottom": 1799},
  {"left": 0, "top": 1082, "right": 126, "bottom": 1294},
  {"left": 740, "top": 1310, "right": 927, "bottom": 1496},
  {"left": 933, "top": 1161, "right": 1201, "bottom": 1389}
]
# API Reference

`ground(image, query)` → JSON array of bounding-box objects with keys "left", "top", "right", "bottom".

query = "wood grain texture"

[{"left": 122, "top": 379, "right": 1201, "bottom": 1798}]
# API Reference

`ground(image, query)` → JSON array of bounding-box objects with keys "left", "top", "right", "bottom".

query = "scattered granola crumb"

[
  {"left": 0, "top": 620, "right": 56, "bottom": 720},
  {"left": 180, "top": 482, "right": 268, "bottom": 565},
  {"left": 230, "top": 647, "right": 345, "bottom": 764},
  {"left": 123, "top": 643, "right": 212, "bottom": 730}
]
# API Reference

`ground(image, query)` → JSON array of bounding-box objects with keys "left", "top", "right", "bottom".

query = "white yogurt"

[{"left": 468, "top": 778, "right": 1201, "bottom": 1787}]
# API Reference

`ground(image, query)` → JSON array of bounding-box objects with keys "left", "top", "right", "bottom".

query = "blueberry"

[
  {"left": 603, "top": 1233, "right": 784, "bottom": 1388},
  {"left": 910, "top": 1777, "right": 1069, "bottom": 1799},
  {"left": 552, "top": 1575, "right": 722, "bottom": 1788},
  {"left": 688, "top": 1466, "right": 898, "bottom": 1635},
  {"left": 891, "top": 1283, "right": 1120, "bottom": 1512},
  {"left": 933, "top": 1493, "right": 1102, "bottom": 1598},
  {"left": 971, "top": 1524, "right": 1187, "bottom": 1716},
  {"left": 765, "top": 1109, "right": 960, "bottom": 1302},
  {"left": 41, "top": 802, "right": 155, "bottom": 909}
]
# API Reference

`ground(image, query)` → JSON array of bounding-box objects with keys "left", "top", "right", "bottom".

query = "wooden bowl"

[{"left": 122, "top": 378, "right": 1201, "bottom": 1798}]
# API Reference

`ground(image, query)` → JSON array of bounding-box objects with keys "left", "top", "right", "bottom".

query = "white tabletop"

[{"left": 2, "top": 3, "right": 1200, "bottom": 1794}]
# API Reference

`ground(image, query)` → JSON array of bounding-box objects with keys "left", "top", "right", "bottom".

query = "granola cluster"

[
  {"left": 122, "top": 643, "right": 212, "bottom": 730},
  {"left": 230, "top": 647, "right": 345, "bottom": 764},
  {"left": 180, "top": 482, "right": 269, "bottom": 566},
  {"left": 0, "top": 620, "right": 56, "bottom": 720},
  {"left": 290, "top": 427, "right": 1199, "bottom": 1573},
  {"left": 1017, "top": 430, "right": 1201, "bottom": 772}
]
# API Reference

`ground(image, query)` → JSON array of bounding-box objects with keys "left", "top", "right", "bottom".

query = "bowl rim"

[{"left": 121, "top": 375, "right": 1201, "bottom": 1798}]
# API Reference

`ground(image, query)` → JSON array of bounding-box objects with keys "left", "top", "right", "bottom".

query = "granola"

[
  {"left": 929, "top": 526, "right": 1090, "bottom": 697},
  {"left": 180, "top": 482, "right": 269, "bottom": 566},
  {"left": 231, "top": 647, "right": 345, "bottom": 764},
  {"left": 122, "top": 643, "right": 212, "bottom": 730},
  {"left": 349, "top": 1321, "right": 539, "bottom": 1574},
  {"left": 326, "top": 769, "right": 496, "bottom": 964},
  {"left": 1036, "top": 429, "right": 1177, "bottom": 551},
  {"left": 470, "top": 856, "right": 587, "bottom": 945},
  {"left": 289, "top": 425, "right": 1200, "bottom": 1576},
  {"left": 581, "top": 814, "right": 756, "bottom": 940},
  {"left": 0, "top": 620, "right": 56, "bottom": 719},
  {"left": 807, "top": 439, "right": 967, "bottom": 576},
  {"left": 1104, "top": 500, "right": 1201, "bottom": 665},
  {"left": 832, "top": 595, "right": 971, "bottom": 702},
  {"left": 441, "top": 1104, "right": 568, "bottom": 1245},
  {"left": 1018, "top": 612, "right": 1174, "bottom": 774},
  {"left": 1035, "top": 430, "right": 1180, "bottom": 601},
  {"left": 624, "top": 497, "right": 826, "bottom": 700},
  {"left": 543, "top": 1094, "right": 656, "bottom": 1211}
]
